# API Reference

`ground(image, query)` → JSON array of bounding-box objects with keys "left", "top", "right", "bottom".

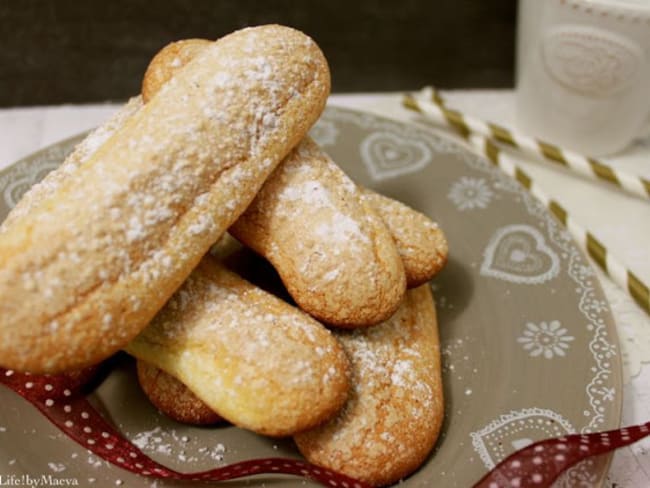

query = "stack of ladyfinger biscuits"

[{"left": 0, "top": 26, "right": 448, "bottom": 487}]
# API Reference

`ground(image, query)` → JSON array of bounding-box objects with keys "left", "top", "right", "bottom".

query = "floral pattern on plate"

[
  {"left": 517, "top": 320, "right": 575, "bottom": 359},
  {"left": 447, "top": 176, "right": 494, "bottom": 211}
]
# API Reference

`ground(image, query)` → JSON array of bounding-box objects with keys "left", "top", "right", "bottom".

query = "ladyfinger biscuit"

[
  {"left": 0, "top": 25, "right": 330, "bottom": 373},
  {"left": 230, "top": 137, "right": 407, "bottom": 327},
  {"left": 136, "top": 359, "right": 222, "bottom": 425},
  {"left": 361, "top": 189, "right": 448, "bottom": 287},
  {"left": 125, "top": 256, "right": 350, "bottom": 437},
  {"left": 144, "top": 38, "right": 446, "bottom": 293},
  {"left": 294, "top": 285, "right": 444, "bottom": 486},
  {"left": 141, "top": 39, "right": 211, "bottom": 104}
]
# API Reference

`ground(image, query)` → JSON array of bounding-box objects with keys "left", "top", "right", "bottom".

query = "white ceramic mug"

[{"left": 516, "top": 0, "right": 650, "bottom": 155}]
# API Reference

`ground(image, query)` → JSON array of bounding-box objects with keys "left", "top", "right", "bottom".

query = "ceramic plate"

[{"left": 0, "top": 106, "right": 622, "bottom": 487}]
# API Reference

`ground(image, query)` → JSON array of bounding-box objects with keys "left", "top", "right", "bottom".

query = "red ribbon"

[
  {"left": 474, "top": 423, "right": 650, "bottom": 487},
  {"left": 0, "top": 366, "right": 644, "bottom": 487},
  {"left": 0, "top": 366, "right": 371, "bottom": 488}
]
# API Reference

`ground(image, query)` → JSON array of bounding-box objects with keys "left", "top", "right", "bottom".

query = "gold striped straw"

[
  {"left": 403, "top": 90, "right": 650, "bottom": 316},
  {"left": 403, "top": 87, "right": 650, "bottom": 201},
  {"left": 473, "top": 134, "right": 649, "bottom": 316}
]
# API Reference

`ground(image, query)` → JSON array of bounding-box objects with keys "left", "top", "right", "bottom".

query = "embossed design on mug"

[{"left": 541, "top": 25, "right": 643, "bottom": 97}]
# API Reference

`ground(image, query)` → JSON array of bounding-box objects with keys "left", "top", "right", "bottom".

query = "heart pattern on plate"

[
  {"left": 360, "top": 131, "right": 432, "bottom": 180},
  {"left": 470, "top": 407, "right": 574, "bottom": 469},
  {"left": 481, "top": 224, "right": 560, "bottom": 285}
]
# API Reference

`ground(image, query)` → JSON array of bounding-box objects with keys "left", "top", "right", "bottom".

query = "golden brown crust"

[
  {"left": 141, "top": 39, "right": 212, "bottom": 104},
  {"left": 361, "top": 189, "right": 448, "bottom": 287},
  {"left": 230, "top": 137, "right": 407, "bottom": 327},
  {"left": 0, "top": 25, "right": 330, "bottom": 373},
  {"left": 136, "top": 359, "right": 223, "bottom": 425},
  {"left": 125, "top": 256, "right": 350, "bottom": 437},
  {"left": 294, "top": 285, "right": 444, "bottom": 486}
]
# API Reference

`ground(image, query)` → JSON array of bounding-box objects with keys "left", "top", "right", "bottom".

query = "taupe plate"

[{"left": 0, "top": 106, "right": 621, "bottom": 487}]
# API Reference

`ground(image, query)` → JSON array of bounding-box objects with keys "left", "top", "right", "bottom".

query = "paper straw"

[
  {"left": 402, "top": 90, "right": 649, "bottom": 316},
  {"left": 481, "top": 134, "right": 648, "bottom": 314},
  {"left": 474, "top": 132, "right": 649, "bottom": 315},
  {"left": 403, "top": 88, "right": 650, "bottom": 201}
]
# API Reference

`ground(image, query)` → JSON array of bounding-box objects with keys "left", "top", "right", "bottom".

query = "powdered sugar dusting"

[
  {"left": 187, "top": 214, "right": 215, "bottom": 236},
  {"left": 129, "top": 427, "right": 228, "bottom": 465},
  {"left": 314, "top": 218, "right": 368, "bottom": 244},
  {"left": 295, "top": 286, "right": 443, "bottom": 480},
  {"left": 277, "top": 179, "right": 369, "bottom": 245},
  {"left": 321, "top": 268, "right": 341, "bottom": 282},
  {"left": 279, "top": 180, "right": 331, "bottom": 206},
  {"left": 231, "top": 136, "right": 405, "bottom": 325},
  {"left": 127, "top": 256, "right": 348, "bottom": 433},
  {"left": 147, "top": 261, "right": 340, "bottom": 386},
  {"left": 390, "top": 359, "right": 416, "bottom": 387},
  {"left": 48, "top": 462, "right": 67, "bottom": 473},
  {"left": 0, "top": 24, "right": 330, "bottom": 371}
]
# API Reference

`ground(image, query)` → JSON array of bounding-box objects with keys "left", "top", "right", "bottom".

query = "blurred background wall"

[{"left": 0, "top": 0, "right": 517, "bottom": 107}]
